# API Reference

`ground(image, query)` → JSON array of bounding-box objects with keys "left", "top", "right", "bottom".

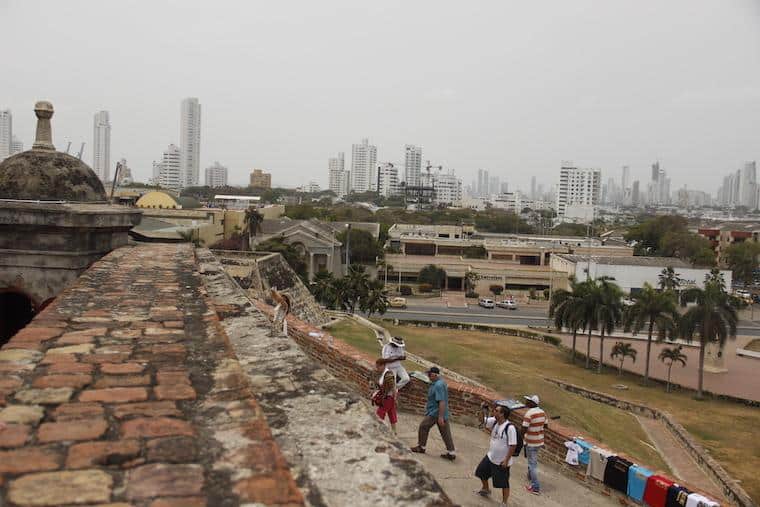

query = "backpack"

[{"left": 500, "top": 422, "right": 524, "bottom": 457}]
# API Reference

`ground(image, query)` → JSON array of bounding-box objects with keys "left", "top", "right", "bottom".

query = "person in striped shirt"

[{"left": 522, "top": 394, "right": 547, "bottom": 495}]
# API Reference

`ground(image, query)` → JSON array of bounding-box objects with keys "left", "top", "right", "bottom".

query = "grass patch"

[
  {"left": 328, "top": 319, "right": 426, "bottom": 372},
  {"left": 744, "top": 339, "right": 760, "bottom": 352},
  {"left": 361, "top": 322, "right": 760, "bottom": 503}
]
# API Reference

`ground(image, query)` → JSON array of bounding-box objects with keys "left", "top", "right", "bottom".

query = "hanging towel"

[
  {"left": 627, "top": 465, "right": 653, "bottom": 502},
  {"left": 643, "top": 475, "right": 675, "bottom": 507},
  {"left": 574, "top": 437, "right": 594, "bottom": 465},
  {"left": 603, "top": 456, "right": 633, "bottom": 494},
  {"left": 564, "top": 441, "right": 583, "bottom": 465},
  {"left": 586, "top": 447, "right": 614, "bottom": 481},
  {"left": 685, "top": 493, "right": 720, "bottom": 507}
]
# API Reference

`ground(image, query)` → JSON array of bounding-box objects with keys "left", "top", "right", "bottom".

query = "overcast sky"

[{"left": 3, "top": 0, "right": 760, "bottom": 192}]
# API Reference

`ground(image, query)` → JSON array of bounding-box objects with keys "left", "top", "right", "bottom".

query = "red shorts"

[{"left": 376, "top": 396, "right": 398, "bottom": 424}]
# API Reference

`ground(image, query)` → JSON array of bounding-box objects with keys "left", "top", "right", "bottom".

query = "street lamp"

[{"left": 345, "top": 223, "right": 351, "bottom": 274}]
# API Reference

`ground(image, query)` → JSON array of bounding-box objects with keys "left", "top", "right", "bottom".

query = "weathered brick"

[
  {"left": 33, "top": 374, "right": 93, "bottom": 389},
  {"left": 125, "top": 464, "right": 204, "bottom": 500},
  {"left": 155, "top": 384, "right": 196, "bottom": 401},
  {"left": 156, "top": 370, "right": 190, "bottom": 384},
  {"left": 52, "top": 402, "right": 105, "bottom": 421},
  {"left": 0, "top": 423, "right": 30, "bottom": 448},
  {"left": 47, "top": 361, "right": 94, "bottom": 374},
  {"left": 66, "top": 439, "right": 141, "bottom": 468},
  {"left": 80, "top": 387, "right": 149, "bottom": 403},
  {"left": 233, "top": 470, "right": 304, "bottom": 505},
  {"left": 121, "top": 417, "right": 194, "bottom": 439},
  {"left": 95, "top": 374, "right": 151, "bottom": 388},
  {"left": 149, "top": 497, "right": 206, "bottom": 507},
  {"left": 145, "top": 436, "right": 198, "bottom": 463},
  {"left": 163, "top": 321, "right": 184, "bottom": 329},
  {"left": 10, "top": 327, "right": 63, "bottom": 343},
  {"left": 82, "top": 353, "right": 131, "bottom": 364},
  {"left": 113, "top": 401, "right": 181, "bottom": 419},
  {"left": 15, "top": 387, "right": 74, "bottom": 405},
  {"left": 8, "top": 470, "right": 113, "bottom": 506},
  {"left": 101, "top": 363, "right": 145, "bottom": 374},
  {"left": 0, "top": 404, "right": 45, "bottom": 425},
  {"left": 38, "top": 418, "right": 108, "bottom": 443},
  {"left": 46, "top": 343, "right": 95, "bottom": 355},
  {"left": 0, "top": 447, "right": 62, "bottom": 473}
]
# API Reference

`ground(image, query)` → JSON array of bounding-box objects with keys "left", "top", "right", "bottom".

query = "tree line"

[{"left": 550, "top": 267, "right": 738, "bottom": 399}]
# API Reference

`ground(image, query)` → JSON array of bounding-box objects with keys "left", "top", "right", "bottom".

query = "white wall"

[{"left": 568, "top": 261, "right": 732, "bottom": 292}]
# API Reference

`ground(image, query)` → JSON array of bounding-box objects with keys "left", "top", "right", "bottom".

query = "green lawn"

[
  {"left": 356, "top": 321, "right": 760, "bottom": 504},
  {"left": 329, "top": 319, "right": 670, "bottom": 475}
]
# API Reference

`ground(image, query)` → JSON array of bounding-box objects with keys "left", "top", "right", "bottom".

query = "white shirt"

[
  {"left": 382, "top": 343, "right": 405, "bottom": 369},
  {"left": 564, "top": 441, "right": 582, "bottom": 465},
  {"left": 485, "top": 416, "right": 517, "bottom": 467},
  {"left": 685, "top": 493, "right": 719, "bottom": 507}
]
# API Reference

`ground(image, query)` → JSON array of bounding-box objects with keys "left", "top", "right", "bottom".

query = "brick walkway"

[{"left": 0, "top": 244, "right": 303, "bottom": 506}]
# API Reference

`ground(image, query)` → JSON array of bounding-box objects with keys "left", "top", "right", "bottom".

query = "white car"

[
  {"left": 478, "top": 298, "right": 495, "bottom": 309},
  {"left": 497, "top": 299, "right": 518, "bottom": 310}
]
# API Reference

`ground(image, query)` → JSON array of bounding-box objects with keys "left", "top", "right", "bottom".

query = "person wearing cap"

[
  {"left": 475, "top": 402, "right": 517, "bottom": 506},
  {"left": 411, "top": 366, "right": 456, "bottom": 460},
  {"left": 379, "top": 336, "right": 410, "bottom": 390},
  {"left": 522, "top": 394, "right": 547, "bottom": 495}
]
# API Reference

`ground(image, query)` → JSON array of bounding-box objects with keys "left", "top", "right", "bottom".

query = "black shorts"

[{"left": 475, "top": 455, "right": 510, "bottom": 489}]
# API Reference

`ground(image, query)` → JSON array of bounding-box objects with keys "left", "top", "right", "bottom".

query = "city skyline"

[{"left": 2, "top": 1, "right": 759, "bottom": 192}]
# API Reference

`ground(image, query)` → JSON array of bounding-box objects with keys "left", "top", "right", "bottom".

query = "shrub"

[
  {"left": 419, "top": 283, "right": 434, "bottom": 293},
  {"left": 465, "top": 291, "right": 479, "bottom": 299},
  {"left": 418, "top": 264, "right": 447, "bottom": 289},
  {"left": 529, "top": 287, "right": 537, "bottom": 299},
  {"left": 489, "top": 284, "right": 503, "bottom": 295},
  {"left": 400, "top": 285, "right": 412, "bottom": 296},
  {"left": 543, "top": 288, "right": 550, "bottom": 300},
  {"left": 542, "top": 335, "right": 562, "bottom": 346}
]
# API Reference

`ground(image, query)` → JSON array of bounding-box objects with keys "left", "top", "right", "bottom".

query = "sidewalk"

[{"left": 396, "top": 414, "right": 617, "bottom": 507}]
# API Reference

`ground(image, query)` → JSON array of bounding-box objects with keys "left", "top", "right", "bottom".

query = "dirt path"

[
  {"left": 396, "top": 414, "right": 618, "bottom": 507},
  {"left": 635, "top": 416, "right": 725, "bottom": 500}
]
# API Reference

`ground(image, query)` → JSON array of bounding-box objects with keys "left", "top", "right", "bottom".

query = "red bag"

[{"left": 371, "top": 389, "right": 384, "bottom": 406}]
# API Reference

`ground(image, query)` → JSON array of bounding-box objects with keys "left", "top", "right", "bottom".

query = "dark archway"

[{"left": 0, "top": 292, "right": 36, "bottom": 346}]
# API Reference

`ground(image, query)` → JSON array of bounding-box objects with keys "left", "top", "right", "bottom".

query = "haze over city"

[{"left": 2, "top": 0, "right": 760, "bottom": 191}]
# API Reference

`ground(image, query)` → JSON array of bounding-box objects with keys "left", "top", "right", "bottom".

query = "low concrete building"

[{"left": 550, "top": 254, "right": 733, "bottom": 293}]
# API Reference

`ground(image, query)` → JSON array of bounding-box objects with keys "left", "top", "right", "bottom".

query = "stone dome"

[{"left": 0, "top": 101, "right": 107, "bottom": 202}]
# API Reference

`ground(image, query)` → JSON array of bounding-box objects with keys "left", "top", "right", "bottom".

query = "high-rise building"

[
  {"left": 350, "top": 138, "right": 377, "bottom": 192},
  {"left": 116, "top": 158, "right": 133, "bottom": 186},
  {"left": 500, "top": 182, "right": 510, "bottom": 194},
  {"left": 632, "top": 180, "right": 640, "bottom": 206},
  {"left": 621, "top": 166, "right": 630, "bottom": 193},
  {"left": 376, "top": 163, "right": 400, "bottom": 198},
  {"left": 648, "top": 162, "right": 671, "bottom": 205},
  {"left": 249, "top": 169, "right": 272, "bottom": 189},
  {"left": 530, "top": 176, "right": 536, "bottom": 200},
  {"left": 740, "top": 161, "right": 757, "bottom": 209},
  {"left": 180, "top": 97, "right": 201, "bottom": 188},
  {"left": 0, "top": 109, "right": 12, "bottom": 161},
  {"left": 555, "top": 163, "right": 601, "bottom": 219},
  {"left": 10, "top": 136, "right": 23, "bottom": 155},
  {"left": 328, "top": 152, "right": 346, "bottom": 197},
  {"left": 476, "top": 169, "right": 489, "bottom": 197},
  {"left": 432, "top": 170, "right": 463, "bottom": 207},
  {"left": 404, "top": 145, "right": 422, "bottom": 187},
  {"left": 488, "top": 176, "right": 500, "bottom": 198},
  {"left": 92, "top": 111, "right": 111, "bottom": 182},
  {"left": 157, "top": 144, "right": 182, "bottom": 190},
  {"left": 205, "top": 161, "right": 228, "bottom": 188}
]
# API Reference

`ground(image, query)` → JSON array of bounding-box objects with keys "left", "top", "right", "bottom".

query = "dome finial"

[{"left": 32, "top": 101, "right": 55, "bottom": 151}]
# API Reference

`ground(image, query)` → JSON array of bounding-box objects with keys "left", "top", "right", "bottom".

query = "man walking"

[
  {"left": 522, "top": 394, "right": 546, "bottom": 495},
  {"left": 475, "top": 403, "right": 517, "bottom": 506},
  {"left": 380, "top": 336, "right": 410, "bottom": 389},
  {"left": 411, "top": 366, "right": 456, "bottom": 460}
]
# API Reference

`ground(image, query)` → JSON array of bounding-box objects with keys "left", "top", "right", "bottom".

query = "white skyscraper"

[
  {"left": 204, "top": 161, "right": 228, "bottom": 188},
  {"left": 157, "top": 144, "right": 182, "bottom": 190},
  {"left": 92, "top": 111, "right": 111, "bottom": 182},
  {"left": 555, "top": 163, "right": 601, "bottom": 219},
  {"left": 10, "top": 136, "right": 23, "bottom": 155},
  {"left": 404, "top": 145, "right": 422, "bottom": 187},
  {"left": 433, "top": 170, "right": 463, "bottom": 207},
  {"left": 621, "top": 166, "right": 630, "bottom": 192},
  {"left": 376, "top": 163, "right": 400, "bottom": 198},
  {"left": 328, "top": 152, "right": 346, "bottom": 197},
  {"left": 180, "top": 97, "right": 201, "bottom": 188},
  {"left": 0, "top": 110, "right": 12, "bottom": 161},
  {"left": 350, "top": 138, "right": 377, "bottom": 193}
]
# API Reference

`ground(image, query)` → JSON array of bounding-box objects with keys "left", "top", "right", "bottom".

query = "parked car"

[
  {"left": 389, "top": 297, "right": 407, "bottom": 309},
  {"left": 497, "top": 299, "right": 518, "bottom": 310},
  {"left": 478, "top": 298, "right": 495, "bottom": 309},
  {"left": 622, "top": 297, "right": 636, "bottom": 307}
]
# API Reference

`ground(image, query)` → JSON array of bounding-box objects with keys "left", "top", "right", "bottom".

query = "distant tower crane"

[
  {"left": 64, "top": 142, "right": 72, "bottom": 154},
  {"left": 76, "top": 142, "right": 85, "bottom": 160}
]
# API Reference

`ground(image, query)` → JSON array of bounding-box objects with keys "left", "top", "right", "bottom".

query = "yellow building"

[
  {"left": 135, "top": 190, "right": 201, "bottom": 210},
  {"left": 250, "top": 169, "right": 272, "bottom": 189}
]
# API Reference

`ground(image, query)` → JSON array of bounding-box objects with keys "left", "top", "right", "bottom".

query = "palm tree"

[
  {"left": 549, "top": 278, "right": 584, "bottom": 363},
  {"left": 243, "top": 207, "right": 264, "bottom": 250},
  {"left": 659, "top": 346, "right": 687, "bottom": 393},
  {"left": 610, "top": 341, "right": 637, "bottom": 375},
  {"left": 361, "top": 280, "right": 390, "bottom": 318},
  {"left": 680, "top": 274, "right": 738, "bottom": 399},
  {"left": 574, "top": 279, "right": 601, "bottom": 370},
  {"left": 623, "top": 283, "right": 679, "bottom": 385},
  {"left": 464, "top": 271, "right": 480, "bottom": 293},
  {"left": 595, "top": 277, "right": 624, "bottom": 373},
  {"left": 310, "top": 271, "right": 336, "bottom": 307},
  {"left": 658, "top": 267, "right": 683, "bottom": 292},
  {"left": 345, "top": 264, "right": 370, "bottom": 313}
]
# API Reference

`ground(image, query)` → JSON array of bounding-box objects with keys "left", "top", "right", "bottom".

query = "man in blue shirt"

[{"left": 411, "top": 366, "right": 456, "bottom": 460}]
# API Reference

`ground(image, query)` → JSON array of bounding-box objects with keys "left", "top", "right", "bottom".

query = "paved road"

[{"left": 383, "top": 305, "right": 760, "bottom": 336}]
